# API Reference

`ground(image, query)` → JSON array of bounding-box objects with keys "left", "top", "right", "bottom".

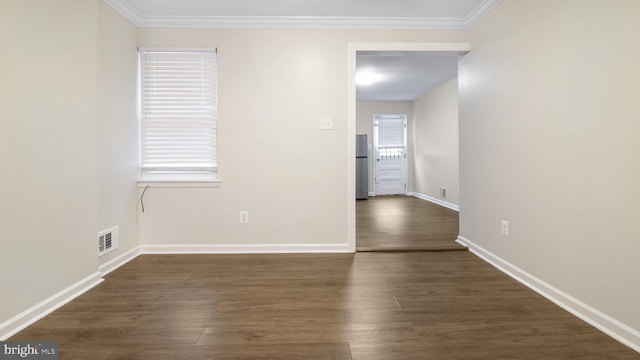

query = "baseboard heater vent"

[{"left": 98, "top": 226, "right": 119, "bottom": 257}]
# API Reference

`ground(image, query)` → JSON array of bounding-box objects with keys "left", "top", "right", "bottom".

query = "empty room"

[{"left": 1, "top": 1, "right": 639, "bottom": 359}]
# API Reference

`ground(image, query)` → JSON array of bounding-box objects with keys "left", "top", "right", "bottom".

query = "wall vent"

[{"left": 98, "top": 226, "right": 119, "bottom": 257}]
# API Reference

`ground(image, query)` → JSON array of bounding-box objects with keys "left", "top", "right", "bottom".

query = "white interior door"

[{"left": 373, "top": 114, "right": 407, "bottom": 195}]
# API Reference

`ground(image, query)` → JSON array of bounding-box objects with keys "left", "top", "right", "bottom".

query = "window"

[{"left": 139, "top": 48, "right": 218, "bottom": 183}]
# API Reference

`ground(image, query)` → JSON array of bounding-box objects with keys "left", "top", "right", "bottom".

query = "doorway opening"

[{"left": 347, "top": 42, "right": 470, "bottom": 252}]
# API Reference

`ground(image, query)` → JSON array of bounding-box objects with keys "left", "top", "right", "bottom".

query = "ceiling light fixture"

[{"left": 355, "top": 72, "right": 384, "bottom": 86}]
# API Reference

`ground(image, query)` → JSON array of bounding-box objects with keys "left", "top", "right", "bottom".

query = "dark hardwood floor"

[
  {"left": 357, "top": 195, "right": 464, "bottom": 251},
  {"left": 10, "top": 253, "right": 639, "bottom": 359}
]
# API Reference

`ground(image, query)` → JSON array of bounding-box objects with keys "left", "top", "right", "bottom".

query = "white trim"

[
  {"left": 103, "top": 0, "right": 502, "bottom": 29},
  {"left": 98, "top": 246, "right": 141, "bottom": 276},
  {"left": 0, "top": 272, "right": 103, "bottom": 340},
  {"left": 464, "top": 0, "right": 504, "bottom": 28},
  {"left": 138, "top": 47, "right": 216, "bottom": 52},
  {"left": 408, "top": 192, "right": 460, "bottom": 212},
  {"left": 350, "top": 42, "right": 471, "bottom": 53},
  {"left": 367, "top": 192, "right": 375, "bottom": 197},
  {"left": 136, "top": 16, "right": 469, "bottom": 29},
  {"left": 140, "top": 243, "right": 352, "bottom": 254},
  {"left": 103, "top": 0, "right": 142, "bottom": 25},
  {"left": 455, "top": 237, "right": 468, "bottom": 248},
  {"left": 347, "top": 44, "right": 358, "bottom": 253},
  {"left": 348, "top": 41, "right": 471, "bottom": 254},
  {"left": 137, "top": 180, "right": 221, "bottom": 188},
  {"left": 457, "top": 235, "right": 640, "bottom": 353}
]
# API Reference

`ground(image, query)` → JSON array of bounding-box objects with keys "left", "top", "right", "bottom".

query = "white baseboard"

[
  {"left": 408, "top": 192, "right": 459, "bottom": 212},
  {"left": 455, "top": 237, "right": 468, "bottom": 248},
  {"left": 140, "top": 243, "right": 353, "bottom": 254},
  {"left": 457, "top": 235, "right": 640, "bottom": 353},
  {"left": 0, "top": 272, "right": 103, "bottom": 340},
  {"left": 368, "top": 192, "right": 375, "bottom": 197},
  {"left": 98, "top": 246, "right": 141, "bottom": 276}
]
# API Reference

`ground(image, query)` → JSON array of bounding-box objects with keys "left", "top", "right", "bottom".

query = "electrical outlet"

[
  {"left": 501, "top": 220, "right": 509, "bottom": 236},
  {"left": 440, "top": 187, "right": 447, "bottom": 198},
  {"left": 239, "top": 211, "right": 249, "bottom": 224}
]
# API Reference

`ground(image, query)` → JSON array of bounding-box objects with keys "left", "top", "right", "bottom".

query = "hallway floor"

[{"left": 356, "top": 195, "right": 463, "bottom": 251}]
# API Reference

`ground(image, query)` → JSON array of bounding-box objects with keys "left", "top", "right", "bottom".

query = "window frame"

[{"left": 137, "top": 47, "right": 220, "bottom": 187}]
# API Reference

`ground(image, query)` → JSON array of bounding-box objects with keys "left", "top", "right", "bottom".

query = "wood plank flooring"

[
  {"left": 10, "top": 253, "right": 639, "bottom": 359},
  {"left": 357, "top": 195, "right": 464, "bottom": 251}
]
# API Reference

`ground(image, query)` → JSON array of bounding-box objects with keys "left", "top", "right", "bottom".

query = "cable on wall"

[{"left": 141, "top": 185, "right": 149, "bottom": 213}]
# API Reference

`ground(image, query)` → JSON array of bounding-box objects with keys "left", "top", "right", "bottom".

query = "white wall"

[
  {"left": 411, "top": 78, "right": 459, "bottom": 206},
  {"left": 356, "top": 101, "right": 414, "bottom": 194},
  {"left": 136, "top": 29, "right": 466, "bottom": 249},
  {"left": 459, "top": 0, "right": 640, "bottom": 347},
  {"left": 97, "top": 1, "right": 140, "bottom": 266},
  {"left": 0, "top": 0, "right": 99, "bottom": 325}
]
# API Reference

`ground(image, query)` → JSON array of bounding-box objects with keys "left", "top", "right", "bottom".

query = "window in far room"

[{"left": 138, "top": 48, "right": 218, "bottom": 183}]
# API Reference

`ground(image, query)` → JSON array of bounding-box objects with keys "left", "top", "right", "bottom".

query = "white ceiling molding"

[
  {"left": 104, "top": 0, "right": 502, "bottom": 29},
  {"left": 103, "top": 0, "right": 142, "bottom": 25},
  {"left": 464, "top": 0, "right": 503, "bottom": 28},
  {"left": 136, "top": 16, "right": 466, "bottom": 30}
]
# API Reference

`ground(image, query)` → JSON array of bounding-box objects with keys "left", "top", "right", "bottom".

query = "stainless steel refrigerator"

[{"left": 356, "top": 134, "right": 368, "bottom": 200}]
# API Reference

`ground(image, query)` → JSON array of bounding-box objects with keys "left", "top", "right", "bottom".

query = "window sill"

[{"left": 137, "top": 176, "right": 221, "bottom": 188}]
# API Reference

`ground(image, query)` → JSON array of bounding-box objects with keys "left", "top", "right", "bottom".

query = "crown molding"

[
  {"left": 136, "top": 16, "right": 468, "bottom": 30},
  {"left": 103, "top": 0, "right": 143, "bottom": 24},
  {"left": 464, "top": 0, "right": 503, "bottom": 28},
  {"left": 104, "top": 0, "right": 502, "bottom": 30}
]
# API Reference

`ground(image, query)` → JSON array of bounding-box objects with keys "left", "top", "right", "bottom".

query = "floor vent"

[{"left": 98, "top": 226, "right": 119, "bottom": 257}]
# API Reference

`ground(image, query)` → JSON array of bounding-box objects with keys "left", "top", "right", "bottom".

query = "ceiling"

[
  {"left": 105, "top": 0, "right": 502, "bottom": 29},
  {"left": 356, "top": 51, "right": 462, "bottom": 101},
  {"left": 105, "top": 0, "right": 501, "bottom": 101}
]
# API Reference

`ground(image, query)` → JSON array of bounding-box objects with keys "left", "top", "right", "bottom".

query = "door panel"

[{"left": 373, "top": 115, "right": 407, "bottom": 196}]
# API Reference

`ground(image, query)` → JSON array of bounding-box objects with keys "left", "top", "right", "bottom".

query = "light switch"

[{"left": 320, "top": 117, "right": 333, "bottom": 130}]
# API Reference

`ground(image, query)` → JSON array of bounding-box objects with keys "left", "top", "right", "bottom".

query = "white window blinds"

[
  {"left": 139, "top": 49, "right": 218, "bottom": 179},
  {"left": 377, "top": 116, "right": 405, "bottom": 147}
]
